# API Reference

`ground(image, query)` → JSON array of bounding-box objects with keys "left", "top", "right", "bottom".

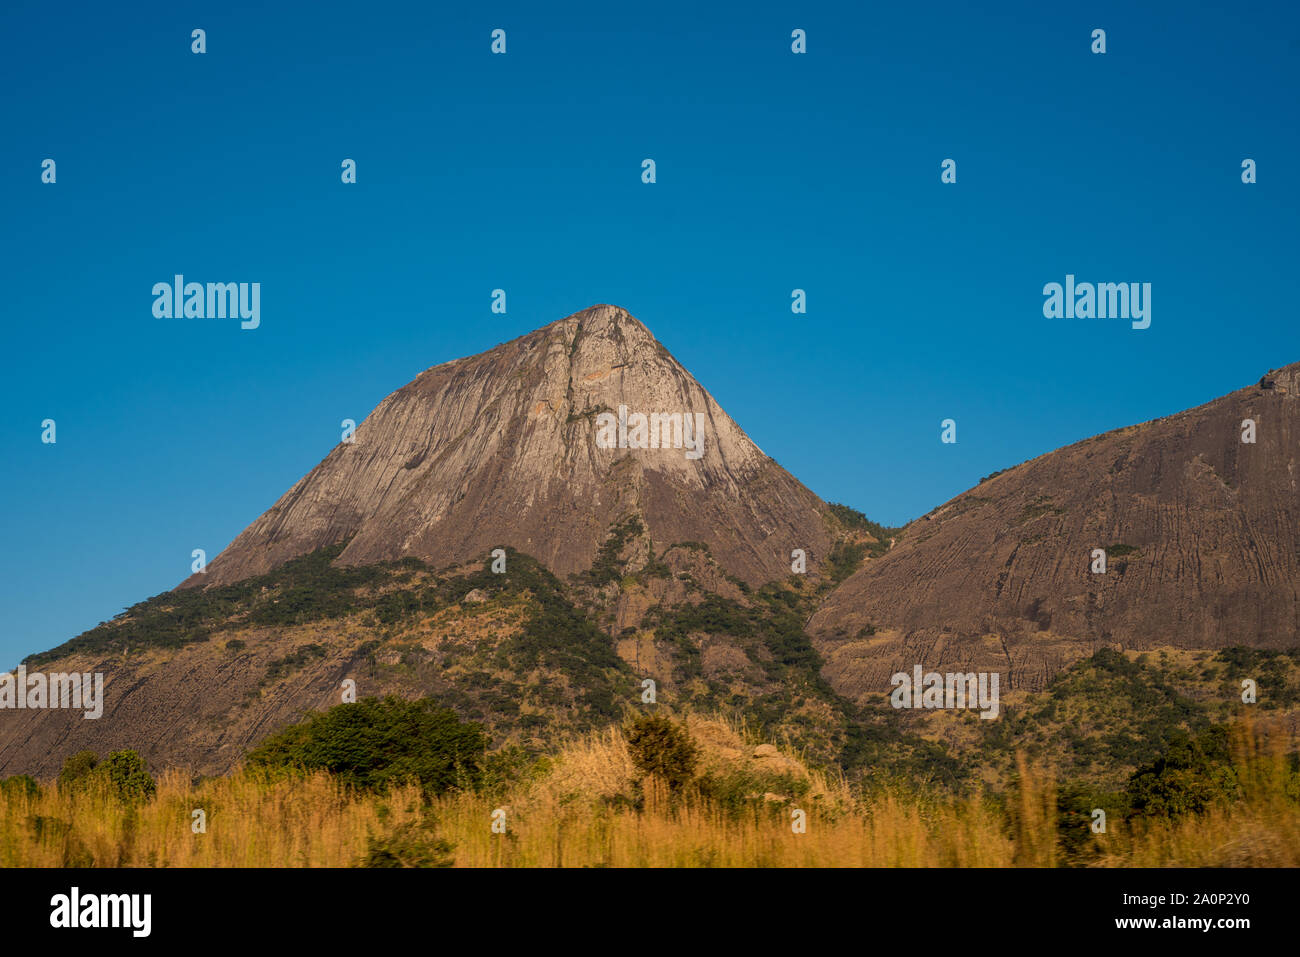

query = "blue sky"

[{"left": 2, "top": 0, "right": 1297, "bottom": 665}]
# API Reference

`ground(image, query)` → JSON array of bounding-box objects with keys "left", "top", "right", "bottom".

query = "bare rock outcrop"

[
  {"left": 189, "top": 305, "right": 836, "bottom": 588},
  {"left": 809, "top": 362, "right": 1300, "bottom": 702}
]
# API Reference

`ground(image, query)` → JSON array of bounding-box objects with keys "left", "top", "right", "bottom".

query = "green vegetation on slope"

[
  {"left": 24, "top": 544, "right": 393, "bottom": 666},
  {"left": 970, "top": 645, "right": 1300, "bottom": 831},
  {"left": 246, "top": 695, "right": 488, "bottom": 796},
  {"left": 826, "top": 502, "right": 901, "bottom": 559}
]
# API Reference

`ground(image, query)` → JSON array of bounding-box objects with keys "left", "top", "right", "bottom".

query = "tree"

[
  {"left": 99, "top": 750, "right": 156, "bottom": 802},
  {"left": 246, "top": 695, "right": 487, "bottom": 795}
]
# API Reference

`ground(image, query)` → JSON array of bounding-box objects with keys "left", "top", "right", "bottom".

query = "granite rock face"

[
  {"left": 808, "top": 363, "right": 1300, "bottom": 700},
  {"left": 189, "top": 304, "right": 836, "bottom": 588}
]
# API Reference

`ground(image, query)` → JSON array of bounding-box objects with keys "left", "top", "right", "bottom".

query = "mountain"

[
  {"left": 4, "top": 311, "right": 1295, "bottom": 785},
  {"left": 189, "top": 304, "right": 835, "bottom": 589},
  {"left": 0, "top": 306, "right": 865, "bottom": 778},
  {"left": 808, "top": 363, "right": 1300, "bottom": 702}
]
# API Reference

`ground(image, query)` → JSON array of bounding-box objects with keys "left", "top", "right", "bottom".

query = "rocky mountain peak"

[{"left": 189, "top": 305, "right": 834, "bottom": 588}]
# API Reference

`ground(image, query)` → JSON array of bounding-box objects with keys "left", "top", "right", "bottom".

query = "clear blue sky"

[{"left": 3, "top": 0, "right": 1297, "bottom": 665}]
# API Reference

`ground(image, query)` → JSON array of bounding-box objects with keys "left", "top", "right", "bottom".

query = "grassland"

[{"left": 2, "top": 713, "right": 1295, "bottom": 868}]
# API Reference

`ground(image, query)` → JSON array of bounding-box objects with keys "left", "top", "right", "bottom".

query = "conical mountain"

[
  {"left": 1, "top": 305, "right": 848, "bottom": 778},
  {"left": 192, "top": 304, "right": 834, "bottom": 588},
  {"left": 808, "top": 363, "right": 1300, "bottom": 699}
]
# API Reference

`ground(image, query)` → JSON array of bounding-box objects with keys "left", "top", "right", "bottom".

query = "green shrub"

[
  {"left": 23, "top": 544, "right": 389, "bottom": 665},
  {"left": 1126, "top": 725, "right": 1239, "bottom": 817},
  {"left": 246, "top": 695, "right": 488, "bottom": 796},
  {"left": 826, "top": 540, "right": 867, "bottom": 582},
  {"left": 57, "top": 749, "right": 155, "bottom": 802},
  {"left": 97, "top": 750, "right": 156, "bottom": 802},
  {"left": 1056, "top": 782, "right": 1128, "bottom": 862},
  {"left": 585, "top": 517, "right": 645, "bottom": 586},
  {"left": 0, "top": 774, "right": 39, "bottom": 799},
  {"left": 826, "top": 503, "right": 900, "bottom": 545},
  {"left": 697, "top": 768, "right": 810, "bottom": 814},
  {"left": 263, "top": 643, "right": 327, "bottom": 683},
  {"left": 357, "top": 821, "right": 455, "bottom": 867},
  {"left": 57, "top": 750, "right": 99, "bottom": 792}
]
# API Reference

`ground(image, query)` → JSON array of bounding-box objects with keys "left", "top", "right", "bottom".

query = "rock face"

[
  {"left": 189, "top": 305, "right": 836, "bottom": 588},
  {"left": 809, "top": 363, "right": 1300, "bottom": 701}
]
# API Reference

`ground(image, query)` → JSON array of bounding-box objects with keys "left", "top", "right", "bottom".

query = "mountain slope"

[
  {"left": 191, "top": 304, "right": 835, "bottom": 589},
  {"left": 809, "top": 363, "right": 1300, "bottom": 700}
]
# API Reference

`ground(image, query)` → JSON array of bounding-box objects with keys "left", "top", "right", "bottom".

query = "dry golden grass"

[
  {"left": 1, "top": 716, "right": 1295, "bottom": 868},
  {"left": 0, "top": 768, "right": 429, "bottom": 868}
]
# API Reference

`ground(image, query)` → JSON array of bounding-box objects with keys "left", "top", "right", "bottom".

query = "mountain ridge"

[{"left": 3, "top": 306, "right": 1296, "bottom": 783}]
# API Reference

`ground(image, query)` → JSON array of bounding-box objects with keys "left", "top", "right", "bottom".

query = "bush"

[
  {"left": 263, "top": 643, "right": 327, "bottom": 683},
  {"left": 56, "top": 749, "right": 155, "bottom": 802},
  {"left": 246, "top": 695, "right": 488, "bottom": 796},
  {"left": 1126, "top": 725, "right": 1239, "bottom": 817},
  {"left": 696, "top": 768, "right": 810, "bottom": 814},
  {"left": 0, "top": 774, "right": 39, "bottom": 799},
  {"left": 586, "top": 517, "right": 645, "bottom": 586},
  {"left": 1056, "top": 782, "right": 1128, "bottom": 862},
  {"left": 98, "top": 750, "right": 156, "bottom": 802},
  {"left": 23, "top": 544, "right": 394, "bottom": 666},
  {"left": 826, "top": 503, "right": 901, "bottom": 557},
  {"left": 357, "top": 822, "right": 455, "bottom": 867},
  {"left": 826, "top": 540, "right": 868, "bottom": 582},
  {"left": 57, "top": 750, "right": 99, "bottom": 792},
  {"left": 624, "top": 714, "right": 698, "bottom": 791}
]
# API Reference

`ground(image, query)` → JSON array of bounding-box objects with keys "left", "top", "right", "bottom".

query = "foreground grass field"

[{"left": 2, "top": 715, "right": 1296, "bottom": 868}]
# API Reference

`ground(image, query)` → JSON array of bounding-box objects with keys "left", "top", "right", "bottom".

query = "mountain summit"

[{"left": 191, "top": 305, "right": 835, "bottom": 588}]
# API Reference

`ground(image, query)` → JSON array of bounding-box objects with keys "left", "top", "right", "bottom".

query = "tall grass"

[{"left": 1, "top": 717, "right": 1295, "bottom": 868}]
